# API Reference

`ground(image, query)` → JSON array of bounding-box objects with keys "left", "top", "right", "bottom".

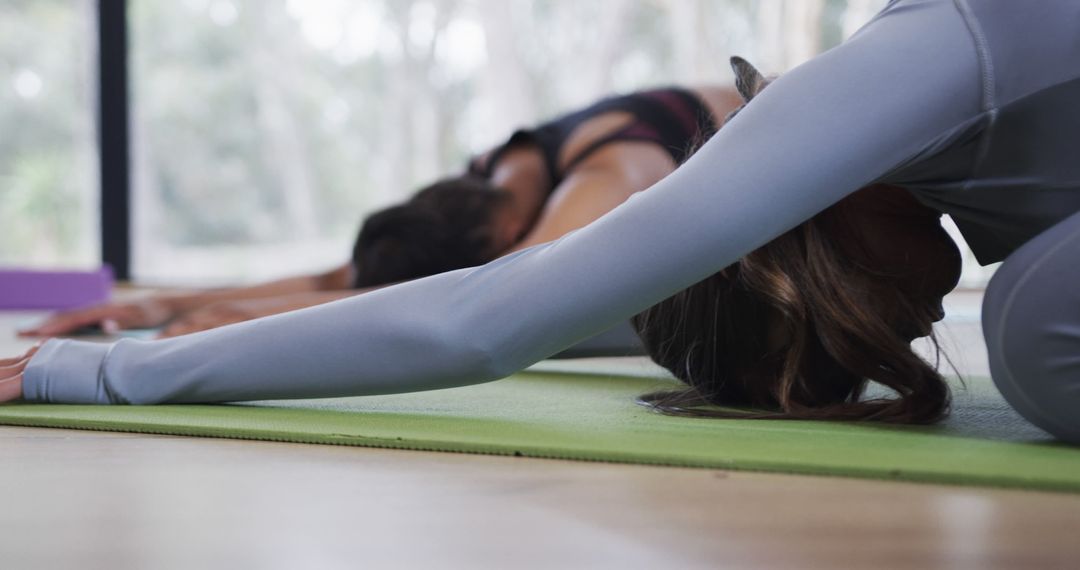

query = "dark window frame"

[{"left": 98, "top": 0, "right": 131, "bottom": 280}]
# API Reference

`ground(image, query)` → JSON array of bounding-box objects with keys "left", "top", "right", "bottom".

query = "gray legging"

[{"left": 983, "top": 209, "right": 1080, "bottom": 443}]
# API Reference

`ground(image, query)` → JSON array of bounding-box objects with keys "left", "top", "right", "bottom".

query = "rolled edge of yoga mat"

[{"left": 0, "top": 266, "right": 113, "bottom": 309}]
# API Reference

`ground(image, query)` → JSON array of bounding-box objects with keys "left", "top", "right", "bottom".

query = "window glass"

[
  {"left": 132, "top": 0, "right": 990, "bottom": 288},
  {"left": 0, "top": 0, "right": 98, "bottom": 269}
]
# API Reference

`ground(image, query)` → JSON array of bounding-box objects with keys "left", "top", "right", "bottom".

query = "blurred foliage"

[
  {"left": 129, "top": 0, "right": 872, "bottom": 283},
  {"left": 18, "top": 0, "right": 986, "bottom": 286},
  {"left": 0, "top": 0, "right": 96, "bottom": 268}
]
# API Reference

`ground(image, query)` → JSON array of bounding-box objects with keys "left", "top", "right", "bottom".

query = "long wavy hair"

[{"left": 630, "top": 58, "right": 962, "bottom": 424}]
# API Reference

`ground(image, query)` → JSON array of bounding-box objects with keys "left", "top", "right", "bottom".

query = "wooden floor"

[{"left": 3, "top": 294, "right": 1080, "bottom": 569}]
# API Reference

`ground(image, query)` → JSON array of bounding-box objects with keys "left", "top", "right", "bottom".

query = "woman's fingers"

[
  {"left": 0, "top": 358, "right": 28, "bottom": 377},
  {"left": 0, "top": 343, "right": 42, "bottom": 368},
  {"left": 0, "top": 356, "right": 30, "bottom": 371},
  {"left": 0, "top": 372, "right": 24, "bottom": 402},
  {"left": 0, "top": 344, "right": 46, "bottom": 402},
  {"left": 17, "top": 306, "right": 113, "bottom": 337},
  {"left": 18, "top": 300, "right": 173, "bottom": 338},
  {"left": 0, "top": 355, "right": 27, "bottom": 367}
]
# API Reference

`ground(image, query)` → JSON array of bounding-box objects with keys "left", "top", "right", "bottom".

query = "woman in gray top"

[{"left": 5, "top": 0, "right": 1080, "bottom": 441}]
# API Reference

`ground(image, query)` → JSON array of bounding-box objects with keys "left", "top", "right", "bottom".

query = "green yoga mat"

[{"left": 1, "top": 358, "right": 1076, "bottom": 492}]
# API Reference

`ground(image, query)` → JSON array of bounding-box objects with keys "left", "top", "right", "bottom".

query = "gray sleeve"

[{"left": 22, "top": 0, "right": 983, "bottom": 404}]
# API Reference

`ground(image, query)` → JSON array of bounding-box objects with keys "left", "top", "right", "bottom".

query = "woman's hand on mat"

[
  {"left": 17, "top": 298, "right": 175, "bottom": 338},
  {"left": 157, "top": 299, "right": 266, "bottom": 338},
  {"left": 0, "top": 343, "right": 42, "bottom": 403}
]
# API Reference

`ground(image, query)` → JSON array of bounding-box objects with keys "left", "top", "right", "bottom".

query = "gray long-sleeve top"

[{"left": 23, "top": 0, "right": 1080, "bottom": 404}]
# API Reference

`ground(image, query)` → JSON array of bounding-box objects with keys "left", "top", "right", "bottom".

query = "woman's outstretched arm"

[
  {"left": 17, "top": 0, "right": 984, "bottom": 404},
  {"left": 17, "top": 263, "right": 355, "bottom": 337}
]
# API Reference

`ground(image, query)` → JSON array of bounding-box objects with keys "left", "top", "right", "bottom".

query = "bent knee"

[{"left": 982, "top": 247, "right": 1080, "bottom": 442}]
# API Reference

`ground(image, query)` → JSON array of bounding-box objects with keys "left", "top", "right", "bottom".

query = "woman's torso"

[
  {"left": 879, "top": 0, "right": 1080, "bottom": 265},
  {"left": 471, "top": 86, "right": 741, "bottom": 196}
]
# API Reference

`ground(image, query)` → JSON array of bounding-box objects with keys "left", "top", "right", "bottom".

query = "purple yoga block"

[{"left": 0, "top": 266, "right": 114, "bottom": 310}]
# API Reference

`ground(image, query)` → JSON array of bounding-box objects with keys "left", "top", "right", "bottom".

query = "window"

[
  {"left": 7, "top": 0, "right": 994, "bottom": 288},
  {"left": 0, "top": 0, "right": 98, "bottom": 269},
  {"left": 129, "top": 0, "right": 934, "bottom": 286}
]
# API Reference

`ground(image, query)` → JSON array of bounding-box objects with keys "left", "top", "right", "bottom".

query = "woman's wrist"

[{"left": 20, "top": 339, "right": 116, "bottom": 404}]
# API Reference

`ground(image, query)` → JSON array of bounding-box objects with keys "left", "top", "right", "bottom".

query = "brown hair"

[
  {"left": 352, "top": 175, "right": 510, "bottom": 288},
  {"left": 629, "top": 57, "right": 963, "bottom": 424},
  {"left": 631, "top": 186, "right": 962, "bottom": 424}
]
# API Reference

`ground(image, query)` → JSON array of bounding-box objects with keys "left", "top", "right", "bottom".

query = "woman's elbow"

[{"left": 432, "top": 314, "right": 534, "bottom": 383}]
